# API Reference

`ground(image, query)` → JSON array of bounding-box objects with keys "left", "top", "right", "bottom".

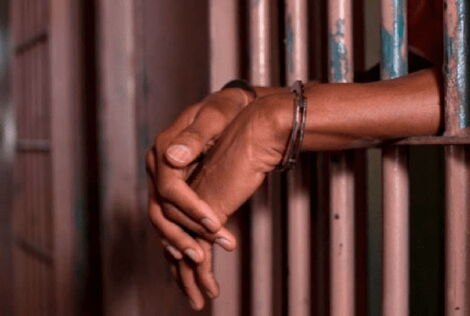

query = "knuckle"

[
  {"left": 200, "top": 107, "right": 227, "bottom": 128},
  {"left": 181, "top": 125, "right": 204, "bottom": 144}
]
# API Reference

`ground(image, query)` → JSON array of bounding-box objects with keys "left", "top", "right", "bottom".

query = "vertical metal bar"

[
  {"left": 249, "top": 0, "right": 273, "bottom": 315},
  {"left": 209, "top": 1, "right": 242, "bottom": 316},
  {"left": 327, "top": 1, "right": 355, "bottom": 316},
  {"left": 0, "top": 0, "right": 14, "bottom": 313},
  {"left": 444, "top": 0, "right": 470, "bottom": 137},
  {"left": 49, "top": 0, "right": 83, "bottom": 314},
  {"left": 445, "top": 146, "right": 468, "bottom": 315},
  {"left": 98, "top": 0, "right": 141, "bottom": 315},
  {"left": 444, "top": 0, "right": 470, "bottom": 314},
  {"left": 284, "top": 1, "right": 310, "bottom": 316},
  {"left": 380, "top": 1, "right": 409, "bottom": 316}
]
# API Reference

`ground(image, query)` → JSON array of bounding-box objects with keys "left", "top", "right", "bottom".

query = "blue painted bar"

[
  {"left": 444, "top": 0, "right": 469, "bottom": 133},
  {"left": 327, "top": 2, "right": 356, "bottom": 316},
  {"left": 381, "top": 0, "right": 408, "bottom": 79},
  {"left": 444, "top": 1, "right": 470, "bottom": 315},
  {"left": 381, "top": 1, "right": 409, "bottom": 316}
]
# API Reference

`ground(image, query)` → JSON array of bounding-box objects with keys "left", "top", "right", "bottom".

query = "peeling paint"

[
  {"left": 445, "top": 0, "right": 470, "bottom": 129},
  {"left": 454, "top": 0, "right": 469, "bottom": 128},
  {"left": 329, "top": 19, "right": 349, "bottom": 82},
  {"left": 381, "top": 0, "right": 407, "bottom": 79},
  {"left": 286, "top": 14, "right": 294, "bottom": 74}
]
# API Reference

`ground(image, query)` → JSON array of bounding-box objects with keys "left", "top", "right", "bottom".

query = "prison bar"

[
  {"left": 209, "top": 1, "right": 242, "bottom": 315},
  {"left": 249, "top": 0, "right": 275, "bottom": 315},
  {"left": 284, "top": 1, "right": 311, "bottom": 316},
  {"left": 380, "top": 1, "right": 410, "bottom": 316},
  {"left": 327, "top": 1, "right": 356, "bottom": 316},
  {"left": 444, "top": 0, "right": 470, "bottom": 315}
]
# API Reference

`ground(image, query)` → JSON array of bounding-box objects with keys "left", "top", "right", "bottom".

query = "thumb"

[{"left": 165, "top": 113, "right": 223, "bottom": 167}]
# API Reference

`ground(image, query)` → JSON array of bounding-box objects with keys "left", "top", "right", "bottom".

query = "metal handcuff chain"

[{"left": 277, "top": 80, "right": 307, "bottom": 172}]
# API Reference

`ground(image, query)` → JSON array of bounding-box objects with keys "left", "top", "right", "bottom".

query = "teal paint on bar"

[
  {"left": 286, "top": 14, "right": 294, "bottom": 74},
  {"left": 381, "top": 0, "right": 408, "bottom": 79},
  {"left": 455, "top": 0, "right": 469, "bottom": 128},
  {"left": 444, "top": 0, "right": 470, "bottom": 129},
  {"left": 329, "top": 19, "right": 349, "bottom": 82}
]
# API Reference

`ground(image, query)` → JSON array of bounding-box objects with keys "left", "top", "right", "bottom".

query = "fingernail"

[
  {"left": 201, "top": 218, "right": 218, "bottom": 232},
  {"left": 205, "top": 289, "right": 215, "bottom": 299},
  {"left": 184, "top": 248, "right": 199, "bottom": 262},
  {"left": 166, "top": 245, "right": 183, "bottom": 260},
  {"left": 166, "top": 144, "right": 191, "bottom": 163},
  {"left": 215, "top": 238, "right": 232, "bottom": 249}
]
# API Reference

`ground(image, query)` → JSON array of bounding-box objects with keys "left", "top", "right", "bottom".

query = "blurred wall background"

[{"left": 0, "top": 0, "right": 444, "bottom": 315}]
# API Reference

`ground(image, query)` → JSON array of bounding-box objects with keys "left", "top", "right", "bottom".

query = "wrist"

[{"left": 253, "top": 92, "right": 295, "bottom": 158}]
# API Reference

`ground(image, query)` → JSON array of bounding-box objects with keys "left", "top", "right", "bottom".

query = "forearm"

[
  {"left": 269, "top": 68, "right": 443, "bottom": 151},
  {"left": 253, "top": 81, "right": 318, "bottom": 97}
]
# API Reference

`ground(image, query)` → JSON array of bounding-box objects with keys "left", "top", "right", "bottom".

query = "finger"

[
  {"left": 148, "top": 148, "right": 222, "bottom": 233},
  {"left": 147, "top": 154, "right": 204, "bottom": 262},
  {"left": 196, "top": 239, "right": 219, "bottom": 299},
  {"left": 157, "top": 179, "right": 223, "bottom": 233},
  {"left": 179, "top": 259, "right": 206, "bottom": 311},
  {"left": 163, "top": 203, "right": 238, "bottom": 251},
  {"left": 162, "top": 251, "right": 181, "bottom": 281},
  {"left": 149, "top": 197, "right": 205, "bottom": 263},
  {"left": 165, "top": 106, "right": 228, "bottom": 167},
  {"left": 161, "top": 239, "right": 183, "bottom": 260}
]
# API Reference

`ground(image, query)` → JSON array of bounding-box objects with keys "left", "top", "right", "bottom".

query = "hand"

[
  {"left": 188, "top": 92, "right": 292, "bottom": 223},
  {"left": 146, "top": 88, "right": 253, "bottom": 263},
  {"left": 168, "top": 92, "right": 291, "bottom": 311},
  {"left": 147, "top": 91, "right": 291, "bottom": 311}
]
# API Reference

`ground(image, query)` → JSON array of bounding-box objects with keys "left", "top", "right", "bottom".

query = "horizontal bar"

[
  {"left": 16, "top": 139, "right": 51, "bottom": 152},
  {"left": 15, "top": 235, "right": 53, "bottom": 265},
  {"left": 387, "top": 136, "right": 470, "bottom": 145},
  {"left": 15, "top": 32, "right": 48, "bottom": 55}
]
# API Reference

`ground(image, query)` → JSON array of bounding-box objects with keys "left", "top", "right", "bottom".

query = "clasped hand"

[{"left": 146, "top": 88, "right": 290, "bottom": 310}]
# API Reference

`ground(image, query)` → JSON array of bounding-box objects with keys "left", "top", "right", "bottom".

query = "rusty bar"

[
  {"left": 209, "top": 1, "right": 242, "bottom": 316},
  {"left": 249, "top": 0, "right": 274, "bottom": 315},
  {"left": 284, "top": 0, "right": 311, "bottom": 315},
  {"left": 444, "top": 0, "right": 469, "bottom": 136},
  {"left": 98, "top": 0, "right": 141, "bottom": 315},
  {"left": 380, "top": 1, "right": 409, "bottom": 316},
  {"left": 444, "top": 0, "right": 470, "bottom": 314},
  {"left": 0, "top": 0, "right": 14, "bottom": 313},
  {"left": 328, "top": 1, "right": 355, "bottom": 316}
]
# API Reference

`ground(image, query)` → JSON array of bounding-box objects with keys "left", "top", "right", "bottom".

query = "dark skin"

[{"left": 146, "top": 67, "right": 442, "bottom": 309}]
